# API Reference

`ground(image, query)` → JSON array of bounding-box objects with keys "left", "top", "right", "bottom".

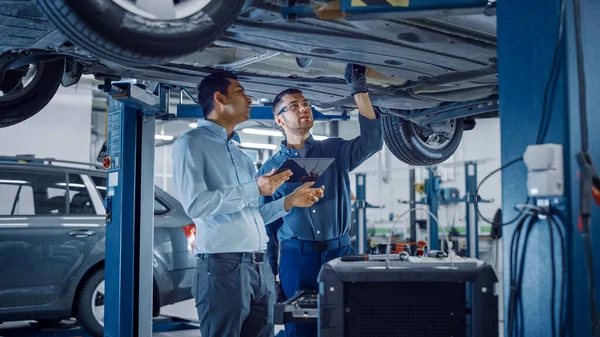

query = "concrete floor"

[
  {"left": 161, "top": 299, "right": 286, "bottom": 335},
  {"left": 1, "top": 293, "right": 501, "bottom": 337}
]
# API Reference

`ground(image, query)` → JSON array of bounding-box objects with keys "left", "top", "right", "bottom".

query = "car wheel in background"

[
  {"left": 0, "top": 59, "right": 64, "bottom": 128},
  {"left": 75, "top": 268, "right": 105, "bottom": 337},
  {"left": 382, "top": 114, "right": 464, "bottom": 166},
  {"left": 37, "top": 0, "right": 245, "bottom": 66}
]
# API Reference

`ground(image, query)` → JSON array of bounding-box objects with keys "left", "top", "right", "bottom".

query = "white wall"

[{"left": 0, "top": 83, "right": 94, "bottom": 163}]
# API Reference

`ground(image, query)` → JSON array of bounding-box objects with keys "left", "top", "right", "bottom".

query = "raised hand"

[
  {"left": 344, "top": 63, "right": 368, "bottom": 95},
  {"left": 256, "top": 168, "right": 293, "bottom": 196}
]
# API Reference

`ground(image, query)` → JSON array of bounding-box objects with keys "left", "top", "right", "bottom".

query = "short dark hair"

[
  {"left": 196, "top": 71, "right": 238, "bottom": 118},
  {"left": 272, "top": 88, "right": 303, "bottom": 116}
]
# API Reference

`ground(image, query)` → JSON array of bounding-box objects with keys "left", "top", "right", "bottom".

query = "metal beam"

[
  {"left": 281, "top": 0, "right": 491, "bottom": 20},
  {"left": 406, "top": 99, "right": 498, "bottom": 125},
  {"left": 175, "top": 104, "right": 350, "bottom": 121}
]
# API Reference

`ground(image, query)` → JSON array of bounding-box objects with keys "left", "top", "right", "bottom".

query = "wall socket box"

[{"left": 523, "top": 144, "right": 564, "bottom": 197}]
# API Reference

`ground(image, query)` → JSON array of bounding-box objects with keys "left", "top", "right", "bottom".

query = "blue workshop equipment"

[
  {"left": 397, "top": 162, "right": 489, "bottom": 257},
  {"left": 497, "top": 0, "right": 600, "bottom": 336}
]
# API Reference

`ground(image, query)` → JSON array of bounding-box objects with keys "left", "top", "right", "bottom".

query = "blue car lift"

[
  {"left": 401, "top": 162, "right": 489, "bottom": 256},
  {"left": 93, "top": 0, "right": 598, "bottom": 336}
]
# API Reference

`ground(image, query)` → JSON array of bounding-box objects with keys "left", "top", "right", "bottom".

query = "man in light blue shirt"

[{"left": 171, "top": 71, "right": 325, "bottom": 337}]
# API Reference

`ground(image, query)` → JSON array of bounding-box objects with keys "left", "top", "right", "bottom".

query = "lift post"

[
  {"left": 399, "top": 163, "right": 490, "bottom": 257},
  {"left": 464, "top": 161, "right": 480, "bottom": 259},
  {"left": 102, "top": 83, "right": 161, "bottom": 337},
  {"left": 352, "top": 173, "right": 382, "bottom": 253},
  {"left": 496, "top": 0, "right": 600, "bottom": 335}
]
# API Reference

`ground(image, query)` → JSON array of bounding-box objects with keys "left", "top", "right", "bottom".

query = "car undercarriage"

[{"left": 0, "top": 0, "right": 498, "bottom": 165}]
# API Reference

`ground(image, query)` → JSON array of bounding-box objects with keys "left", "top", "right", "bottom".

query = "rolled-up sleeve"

[{"left": 171, "top": 135, "right": 259, "bottom": 219}]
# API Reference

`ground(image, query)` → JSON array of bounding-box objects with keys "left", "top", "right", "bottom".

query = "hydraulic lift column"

[
  {"left": 497, "top": 0, "right": 600, "bottom": 335},
  {"left": 103, "top": 83, "right": 158, "bottom": 337}
]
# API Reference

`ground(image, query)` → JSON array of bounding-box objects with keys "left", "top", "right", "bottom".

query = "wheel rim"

[
  {"left": 111, "top": 0, "right": 212, "bottom": 20},
  {"left": 92, "top": 280, "right": 105, "bottom": 327},
  {"left": 0, "top": 64, "right": 43, "bottom": 103},
  {"left": 410, "top": 119, "right": 457, "bottom": 150}
]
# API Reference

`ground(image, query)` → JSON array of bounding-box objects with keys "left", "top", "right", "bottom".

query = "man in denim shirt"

[
  {"left": 171, "top": 71, "right": 326, "bottom": 337},
  {"left": 259, "top": 64, "right": 384, "bottom": 337}
]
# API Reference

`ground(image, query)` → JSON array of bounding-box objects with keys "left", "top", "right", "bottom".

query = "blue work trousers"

[
  {"left": 192, "top": 253, "right": 276, "bottom": 337},
  {"left": 278, "top": 240, "right": 353, "bottom": 337}
]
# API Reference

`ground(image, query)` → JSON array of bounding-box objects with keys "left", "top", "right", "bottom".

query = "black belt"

[
  {"left": 281, "top": 234, "right": 351, "bottom": 253},
  {"left": 196, "top": 251, "right": 266, "bottom": 264}
]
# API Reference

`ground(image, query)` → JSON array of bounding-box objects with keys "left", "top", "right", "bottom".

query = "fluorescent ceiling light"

[
  {"left": 0, "top": 179, "right": 29, "bottom": 184},
  {"left": 189, "top": 122, "right": 198, "bottom": 128},
  {"left": 239, "top": 142, "right": 277, "bottom": 150},
  {"left": 155, "top": 135, "right": 174, "bottom": 141},
  {"left": 242, "top": 128, "right": 283, "bottom": 137},
  {"left": 242, "top": 128, "right": 329, "bottom": 140},
  {"left": 56, "top": 183, "right": 86, "bottom": 188}
]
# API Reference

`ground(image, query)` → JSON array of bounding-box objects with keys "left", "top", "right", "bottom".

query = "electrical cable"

[
  {"left": 573, "top": 0, "right": 588, "bottom": 153},
  {"left": 507, "top": 213, "right": 530, "bottom": 336},
  {"left": 506, "top": 205, "right": 567, "bottom": 337},
  {"left": 548, "top": 210, "right": 567, "bottom": 337},
  {"left": 536, "top": 0, "right": 566, "bottom": 144},
  {"left": 475, "top": 157, "right": 525, "bottom": 226}
]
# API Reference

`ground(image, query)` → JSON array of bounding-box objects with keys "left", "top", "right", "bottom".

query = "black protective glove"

[{"left": 344, "top": 63, "right": 368, "bottom": 95}]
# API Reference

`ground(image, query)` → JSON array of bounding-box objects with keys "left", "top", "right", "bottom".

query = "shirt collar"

[
  {"left": 280, "top": 135, "right": 316, "bottom": 156},
  {"left": 196, "top": 119, "right": 240, "bottom": 143}
]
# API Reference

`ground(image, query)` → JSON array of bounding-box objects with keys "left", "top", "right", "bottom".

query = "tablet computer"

[{"left": 275, "top": 158, "right": 335, "bottom": 183}]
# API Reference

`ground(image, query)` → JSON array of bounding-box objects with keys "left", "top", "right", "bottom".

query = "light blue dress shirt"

[{"left": 171, "top": 120, "right": 289, "bottom": 254}]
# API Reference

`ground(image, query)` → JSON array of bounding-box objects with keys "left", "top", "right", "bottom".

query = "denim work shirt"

[
  {"left": 171, "top": 120, "right": 289, "bottom": 254},
  {"left": 259, "top": 114, "right": 383, "bottom": 267}
]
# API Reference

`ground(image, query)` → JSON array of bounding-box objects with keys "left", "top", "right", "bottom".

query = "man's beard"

[{"left": 283, "top": 115, "right": 312, "bottom": 136}]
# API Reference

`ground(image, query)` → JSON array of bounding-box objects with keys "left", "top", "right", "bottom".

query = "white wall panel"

[{"left": 0, "top": 83, "right": 94, "bottom": 164}]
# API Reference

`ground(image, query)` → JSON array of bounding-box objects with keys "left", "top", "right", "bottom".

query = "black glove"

[{"left": 344, "top": 63, "right": 368, "bottom": 95}]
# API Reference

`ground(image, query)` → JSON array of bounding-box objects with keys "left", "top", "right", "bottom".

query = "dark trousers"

[
  {"left": 278, "top": 236, "right": 353, "bottom": 337},
  {"left": 192, "top": 253, "right": 275, "bottom": 337}
]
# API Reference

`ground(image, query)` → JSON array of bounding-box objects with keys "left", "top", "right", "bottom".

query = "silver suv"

[{"left": 0, "top": 156, "right": 196, "bottom": 337}]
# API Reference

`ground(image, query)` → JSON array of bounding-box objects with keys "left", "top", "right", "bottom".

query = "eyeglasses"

[{"left": 277, "top": 101, "right": 312, "bottom": 115}]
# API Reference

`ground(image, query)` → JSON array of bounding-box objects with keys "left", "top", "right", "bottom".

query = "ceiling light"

[
  {"left": 239, "top": 142, "right": 277, "bottom": 150},
  {"left": 56, "top": 183, "right": 86, "bottom": 188},
  {"left": 189, "top": 122, "right": 198, "bottom": 128},
  {"left": 0, "top": 179, "right": 29, "bottom": 184},
  {"left": 242, "top": 128, "right": 283, "bottom": 137},
  {"left": 155, "top": 135, "right": 174, "bottom": 141},
  {"left": 313, "top": 135, "right": 329, "bottom": 140}
]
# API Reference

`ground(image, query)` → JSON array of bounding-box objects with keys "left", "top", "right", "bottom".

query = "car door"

[{"left": 0, "top": 167, "right": 103, "bottom": 308}]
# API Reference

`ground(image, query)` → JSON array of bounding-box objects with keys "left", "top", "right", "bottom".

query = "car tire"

[
  {"left": 75, "top": 268, "right": 105, "bottom": 337},
  {"left": 37, "top": 0, "right": 245, "bottom": 66},
  {"left": 0, "top": 59, "right": 64, "bottom": 128},
  {"left": 382, "top": 114, "right": 464, "bottom": 166}
]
